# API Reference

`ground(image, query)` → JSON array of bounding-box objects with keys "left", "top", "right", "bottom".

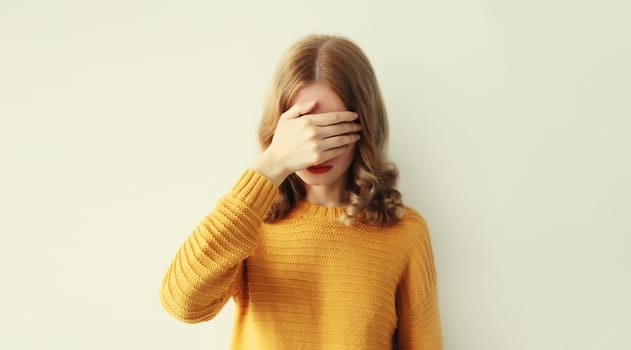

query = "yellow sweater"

[{"left": 160, "top": 169, "right": 443, "bottom": 349}]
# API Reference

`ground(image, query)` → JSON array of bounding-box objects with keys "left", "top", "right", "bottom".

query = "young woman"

[{"left": 160, "top": 34, "right": 444, "bottom": 349}]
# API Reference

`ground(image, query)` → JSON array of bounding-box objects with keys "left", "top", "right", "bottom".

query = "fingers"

[
  {"left": 317, "top": 122, "right": 362, "bottom": 139},
  {"left": 279, "top": 100, "right": 317, "bottom": 121},
  {"left": 319, "top": 133, "right": 361, "bottom": 152},
  {"left": 307, "top": 111, "right": 359, "bottom": 126},
  {"left": 319, "top": 142, "right": 358, "bottom": 164}
]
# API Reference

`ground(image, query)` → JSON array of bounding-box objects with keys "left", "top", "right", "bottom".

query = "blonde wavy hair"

[{"left": 258, "top": 34, "right": 406, "bottom": 227}]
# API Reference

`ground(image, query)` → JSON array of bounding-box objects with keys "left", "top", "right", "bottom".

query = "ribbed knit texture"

[{"left": 160, "top": 168, "right": 443, "bottom": 349}]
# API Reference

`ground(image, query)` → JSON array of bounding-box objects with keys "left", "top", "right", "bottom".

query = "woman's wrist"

[{"left": 251, "top": 152, "right": 288, "bottom": 187}]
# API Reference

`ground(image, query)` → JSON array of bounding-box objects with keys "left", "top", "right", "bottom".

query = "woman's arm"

[
  {"left": 159, "top": 168, "right": 278, "bottom": 323},
  {"left": 395, "top": 212, "right": 444, "bottom": 349},
  {"left": 159, "top": 100, "right": 360, "bottom": 323}
]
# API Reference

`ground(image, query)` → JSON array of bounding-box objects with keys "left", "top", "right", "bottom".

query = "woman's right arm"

[
  {"left": 159, "top": 168, "right": 278, "bottom": 323},
  {"left": 160, "top": 100, "right": 361, "bottom": 323}
]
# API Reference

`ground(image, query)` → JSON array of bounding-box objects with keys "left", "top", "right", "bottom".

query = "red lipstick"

[{"left": 307, "top": 165, "right": 333, "bottom": 174}]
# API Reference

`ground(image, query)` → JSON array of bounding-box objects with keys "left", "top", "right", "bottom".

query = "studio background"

[{"left": 1, "top": 1, "right": 629, "bottom": 349}]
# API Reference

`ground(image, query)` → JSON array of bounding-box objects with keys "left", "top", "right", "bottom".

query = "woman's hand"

[{"left": 252, "top": 100, "right": 362, "bottom": 187}]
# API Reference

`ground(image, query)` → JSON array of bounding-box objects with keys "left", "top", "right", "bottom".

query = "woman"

[{"left": 160, "top": 33, "right": 444, "bottom": 349}]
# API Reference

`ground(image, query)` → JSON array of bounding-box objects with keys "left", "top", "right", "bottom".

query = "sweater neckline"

[{"left": 287, "top": 200, "right": 348, "bottom": 222}]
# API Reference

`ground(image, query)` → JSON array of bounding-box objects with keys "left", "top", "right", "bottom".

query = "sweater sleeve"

[
  {"left": 395, "top": 212, "right": 444, "bottom": 349},
  {"left": 159, "top": 168, "right": 278, "bottom": 323}
]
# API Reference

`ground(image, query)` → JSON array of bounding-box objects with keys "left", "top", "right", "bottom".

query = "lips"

[{"left": 306, "top": 164, "right": 333, "bottom": 174}]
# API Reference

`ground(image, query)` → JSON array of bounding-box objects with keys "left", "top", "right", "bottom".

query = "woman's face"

[{"left": 292, "top": 82, "right": 357, "bottom": 188}]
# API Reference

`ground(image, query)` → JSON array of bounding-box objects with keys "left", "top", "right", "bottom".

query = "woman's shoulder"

[
  {"left": 394, "top": 204, "right": 437, "bottom": 262},
  {"left": 388, "top": 203, "right": 434, "bottom": 244},
  {"left": 398, "top": 204, "right": 430, "bottom": 229}
]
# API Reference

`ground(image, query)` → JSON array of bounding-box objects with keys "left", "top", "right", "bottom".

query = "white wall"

[{"left": 1, "top": 1, "right": 629, "bottom": 349}]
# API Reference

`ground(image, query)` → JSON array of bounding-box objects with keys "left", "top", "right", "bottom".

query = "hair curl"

[{"left": 258, "top": 34, "right": 406, "bottom": 227}]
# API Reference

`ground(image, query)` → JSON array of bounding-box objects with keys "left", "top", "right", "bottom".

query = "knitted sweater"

[{"left": 160, "top": 168, "right": 444, "bottom": 349}]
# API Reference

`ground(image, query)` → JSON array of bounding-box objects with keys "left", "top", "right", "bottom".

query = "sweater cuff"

[{"left": 229, "top": 168, "right": 279, "bottom": 218}]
